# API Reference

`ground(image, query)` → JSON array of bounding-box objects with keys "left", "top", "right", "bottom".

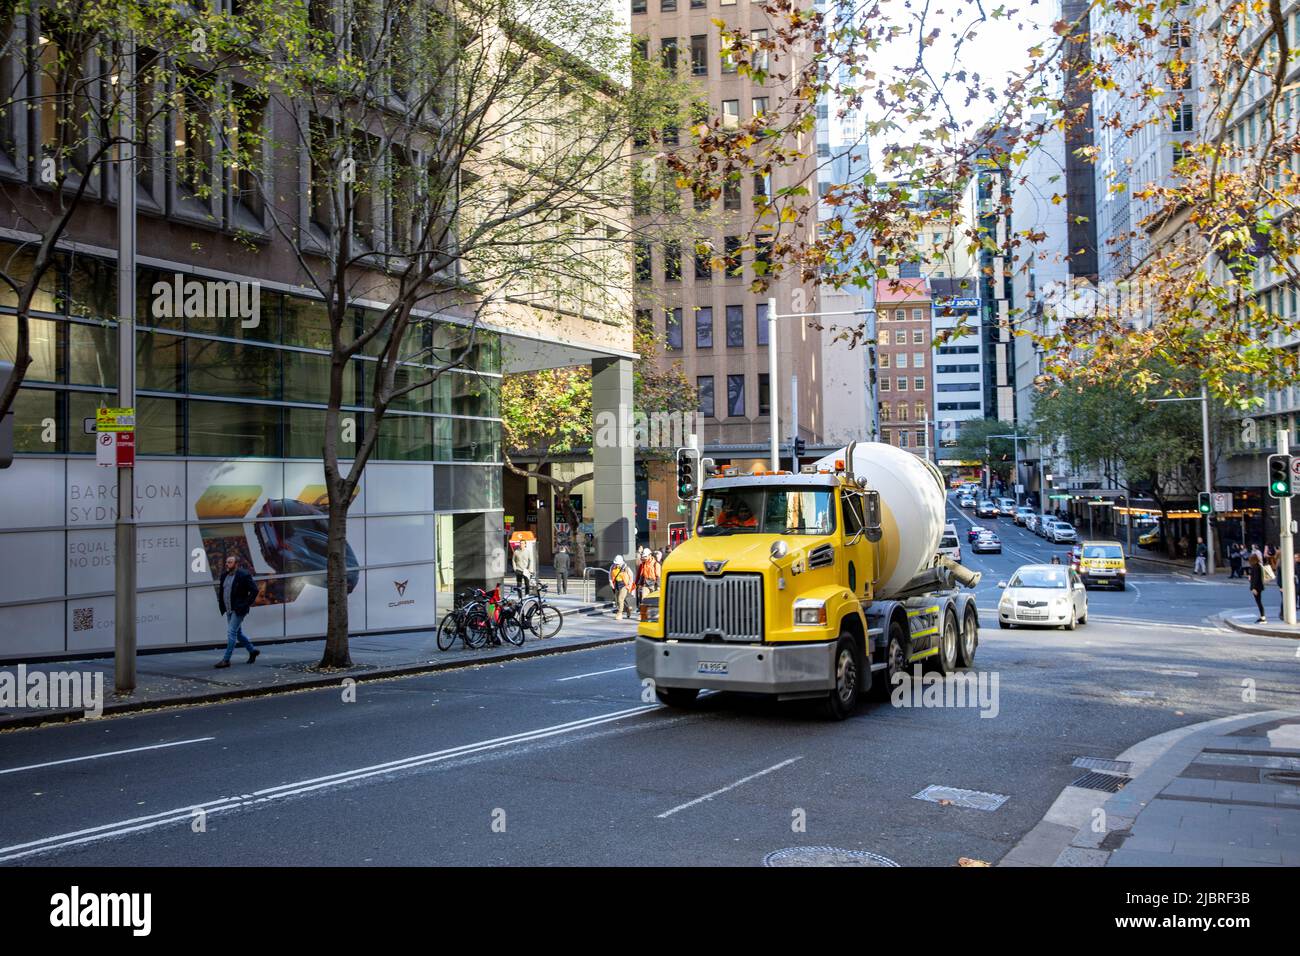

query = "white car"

[
  {"left": 1049, "top": 522, "right": 1077, "bottom": 544},
  {"left": 938, "top": 529, "right": 962, "bottom": 563},
  {"left": 997, "top": 497, "right": 1017, "bottom": 516},
  {"left": 1025, "top": 514, "right": 1040, "bottom": 534},
  {"left": 997, "top": 564, "right": 1088, "bottom": 630}
]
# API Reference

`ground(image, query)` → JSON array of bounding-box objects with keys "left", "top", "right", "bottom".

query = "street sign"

[
  {"left": 646, "top": 499, "right": 660, "bottom": 521},
  {"left": 96, "top": 407, "right": 136, "bottom": 433},
  {"left": 83, "top": 417, "right": 97, "bottom": 435},
  {"left": 96, "top": 431, "right": 134, "bottom": 467},
  {"left": 1212, "top": 492, "right": 1234, "bottom": 512}
]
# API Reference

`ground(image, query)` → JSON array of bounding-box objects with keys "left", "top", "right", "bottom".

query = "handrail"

[{"left": 582, "top": 566, "right": 605, "bottom": 604}]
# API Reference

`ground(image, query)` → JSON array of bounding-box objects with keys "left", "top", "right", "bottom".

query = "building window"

[
  {"left": 666, "top": 308, "right": 683, "bottom": 350},
  {"left": 727, "top": 374, "right": 745, "bottom": 417},
  {"left": 635, "top": 240, "right": 652, "bottom": 282},
  {"left": 723, "top": 178, "right": 741, "bottom": 210},
  {"left": 913, "top": 352, "right": 925, "bottom": 367},
  {"left": 1172, "top": 103, "right": 1194, "bottom": 133},
  {"left": 897, "top": 353, "right": 908, "bottom": 369},
  {"left": 758, "top": 373, "right": 770, "bottom": 415},
  {"left": 880, "top": 405, "right": 891, "bottom": 422},
  {"left": 753, "top": 96, "right": 768, "bottom": 116},
  {"left": 722, "top": 99, "right": 740, "bottom": 129},
  {"left": 691, "top": 0, "right": 705, "bottom": 7},
  {"left": 661, "top": 38, "right": 678, "bottom": 72},
  {"left": 880, "top": 353, "right": 890, "bottom": 368},
  {"left": 895, "top": 309, "right": 905, "bottom": 321},
  {"left": 697, "top": 376, "right": 715, "bottom": 418},
  {"left": 691, "top": 35, "right": 709, "bottom": 75},
  {"left": 897, "top": 403, "right": 909, "bottom": 421},
  {"left": 912, "top": 330, "right": 925, "bottom": 344},
  {"left": 897, "top": 377, "right": 908, "bottom": 391},
  {"left": 753, "top": 173, "right": 769, "bottom": 204},
  {"left": 726, "top": 305, "right": 744, "bottom": 346},
  {"left": 911, "top": 308, "right": 922, "bottom": 320},
  {"left": 816, "top": 142, "right": 830, "bottom": 158},
  {"left": 899, "top": 262, "right": 920, "bottom": 278},
  {"left": 752, "top": 29, "right": 769, "bottom": 71},
  {"left": 696, "top": 306, "right": 713, "bottom": 348},
  {"left": 914, "top": 379, "right": 924, "bottom": 393},
  {"left": 915, "top": 430, "right": 926, "bottom": 447},
  {"left": 880, "top": 378, "right": 891, "bottom": 391},
  {"left": 756, "top": 300, "right": 769, "bottom": 344},
  {"left": 725, "top": 235, "right": 742, "bottom": 276},
  {"left": 664, "top": 240, "right": 681, "bottom": 281},
  {"left": 914, "top": 401, "right": 924, "bottom": 418},
  {"left": 694, "top": 241, "right": 712, "bottom": 280},
  {"left": 721, "top": 46, "right": 737, "bottom": 73},
  {"left": 881, "top": 428, "right": 892, "bottom": 444},
  {"left": 898, "top": 430, "right": 909, "bottom": 447},
  {"left": 879, "top": 330, "right": 890, "bottom": 346},
  {"left": 632, "top": 0, "right": 646, "bottom": 12}
]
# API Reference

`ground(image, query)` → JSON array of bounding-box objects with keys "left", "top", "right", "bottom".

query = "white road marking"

[
  {"left": 0, "top": 737, "right": 216, "bottom": 777},
  {"left": 656, "top": 757, "right": 803, "bottom": 819},
  {"left": 556, "top": 665, "right": 636, "bottom": 682},
  {"left": 0, "top": 706, "right": 658, "bottom": 863},
  {"left": 1156, "top": 669, "right": 1200, "bottom": 677}
]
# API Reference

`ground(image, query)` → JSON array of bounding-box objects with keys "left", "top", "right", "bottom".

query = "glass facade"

[{"left": 0, "top": 245, "right": 504, "bottom": 659}]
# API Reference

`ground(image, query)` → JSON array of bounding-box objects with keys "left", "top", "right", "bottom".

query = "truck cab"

[{"left": 636, "top": 462, "right": 980, "bottom": 719}]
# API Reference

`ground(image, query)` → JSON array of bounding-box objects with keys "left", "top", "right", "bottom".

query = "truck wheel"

[
  {"left": 820, "top": 634, "right": 863, "bottom": 720},
  {"left": 958, "top": 607, "right": 978, "bottom": 667},
  {"left": 655, "top": 686, "right": 699, "bottom": 708},
  {"left": 869, "top": 620, "right": 909, "bottom": 701},
  {"left": 928, "top": 610, "right": 959, "bottom": 675}
]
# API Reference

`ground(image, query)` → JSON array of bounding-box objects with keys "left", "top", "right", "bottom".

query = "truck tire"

[
  {"left": 869, "top": 620, "right": 909, "bottom": 701},
  {"left": 930, "top": 610, "right": 959, "bottom": 675},
  {"left": 655, "top": 686, "right": 699, "bottom": 708},
  {"left": 819, "top": 634, "right": 863, "bottom": 720},
  {"left": 958, "top": 606, "right": 978, "bottom": 667}
]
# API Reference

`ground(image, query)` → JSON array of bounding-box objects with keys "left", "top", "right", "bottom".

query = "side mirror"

[
  {"left": 861, "top": 489, "right": 882, "bottom": 543},
  {"left": 996, "top": 581, "right": 1007, "bottom": 589},
  {"left": 769, "top": 540, "right": 789, "bottom": 562}
]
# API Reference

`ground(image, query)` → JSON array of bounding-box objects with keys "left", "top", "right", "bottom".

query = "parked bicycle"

[
  {"left": 436, "top": 588, "right": 495, "bottom": 651},
  {"left": 516, "top": 583, "right": 564, "bottom": 639}
]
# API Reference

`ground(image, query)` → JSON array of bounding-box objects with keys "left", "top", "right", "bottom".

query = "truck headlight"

[
  {"left": 639, "top": 597, "right": 659, "bottom": 623},
  {"left": 793, "top": 601, "right": 827, "bottom": 626}
]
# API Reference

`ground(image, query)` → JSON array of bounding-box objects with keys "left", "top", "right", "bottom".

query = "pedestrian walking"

[
  {"left": 634, "top": 547, "right": 653, "bottom": 609},
  {"left": 215, "top": 553, "right": 260, "bottom": 668},
  {"left": 553, "top": 544, "right": 570, "bottom": 594},
  {"left": 1247, "top": 553, "right": 1267, "bottom": 624},
  {"left": 610, "top": 555, "right": 633, "bottom": 620},
  {"left": 1193, "top": 536, "right": 1208, "bottom": 575}
]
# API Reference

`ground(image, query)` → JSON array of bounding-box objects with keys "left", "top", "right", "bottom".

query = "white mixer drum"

[{"left": 814, "top": 441, "right": 949, "bottom": 599}]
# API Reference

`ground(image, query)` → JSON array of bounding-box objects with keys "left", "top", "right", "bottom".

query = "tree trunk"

[{"left": 320, "top": 494, "right": 353, "bottom": 668}]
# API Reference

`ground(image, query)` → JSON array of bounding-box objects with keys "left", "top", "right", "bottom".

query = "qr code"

[{"left": 73, "top": 607, "right": 94, "bottom": 632}]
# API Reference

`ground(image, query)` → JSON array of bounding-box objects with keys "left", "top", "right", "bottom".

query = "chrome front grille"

[{"left": 664, "top": 573, "right": 764, "bottom": 642}]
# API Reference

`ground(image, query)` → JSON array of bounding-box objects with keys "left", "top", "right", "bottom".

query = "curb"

[
  {"left": 1215, "top": 611, "right": 1300, "bottom": 640},
  {"left": 0, "top": 632, "right": 637, "bottom": 733},
  {"left": 999, "top": 709, "right": 1300, "bottom": 867}
]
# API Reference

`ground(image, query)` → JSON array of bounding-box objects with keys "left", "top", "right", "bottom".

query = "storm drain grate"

[
  {"left": 1071, "top": 770, "right": 1130, "bottom": 793},
  {"left": 912, "top": 784, "right": 1009, "bottom": 812},
  {"left": 1073, "top": 756, "right": 1133, "bottom": 774},
  {"left": 763, "top": 846, "right": 900, "bottom": 867}
]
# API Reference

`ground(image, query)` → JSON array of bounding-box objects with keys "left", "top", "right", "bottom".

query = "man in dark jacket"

[{"left": 216, "top": 553, "right": 260, "bottom": 668}]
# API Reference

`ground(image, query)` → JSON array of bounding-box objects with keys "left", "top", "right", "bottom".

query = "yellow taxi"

[{"left": 1078, "top": 540, "right": 1127, "bottom": 590}]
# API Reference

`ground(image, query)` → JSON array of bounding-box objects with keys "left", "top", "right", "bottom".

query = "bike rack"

[{"left": 582, "top": 567, "right": 606, "bottom": 604}]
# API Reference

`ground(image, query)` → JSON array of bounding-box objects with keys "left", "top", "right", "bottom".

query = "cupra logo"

[{"left": 394, "top": 580, "right": 409, "bottom": 597}]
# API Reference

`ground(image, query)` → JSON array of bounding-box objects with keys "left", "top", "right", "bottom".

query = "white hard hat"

[{"left": 613, "top": 555, "right": 625, "bottom": 565}]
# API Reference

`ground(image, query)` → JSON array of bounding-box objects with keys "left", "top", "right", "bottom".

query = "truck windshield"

[{"left": 697, "top": 487, "right": 836, "bottom": 536}]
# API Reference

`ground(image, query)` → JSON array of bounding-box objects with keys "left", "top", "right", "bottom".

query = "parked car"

[
  {"left": 1014, "top": 506, "right": 1034, "bottom": 526},
  {"left": 1049, "top": 521, "right": 1078, "bottom": 544},
  {"left": 997, "top": 564, "right": 1088, "bottom": 629},
  {"left": 977, "top": 500, "right": 998, "bottom": 518},
  {"left": 1025, "top": 514, "right": 1040, "bottom": 534},
  {"left": 972, "top": 531, "right": 1002, "bottom": 554},
  {"left": 1037, "top": 517, "right": 1058, "bottom": 538}
]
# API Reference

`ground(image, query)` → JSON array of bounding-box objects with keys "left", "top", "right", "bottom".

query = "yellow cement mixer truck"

[{"left": 636, "top": 441, "right": 982, "bottom": 719}]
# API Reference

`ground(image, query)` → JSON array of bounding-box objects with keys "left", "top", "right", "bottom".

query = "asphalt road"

[{"left": 1, "top": 498, "right": 1296, "bottom": 867}]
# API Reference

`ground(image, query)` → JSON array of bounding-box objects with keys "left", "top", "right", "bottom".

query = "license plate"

[
  {"left": 698, "top": 661, "right": 728, "bottom": 674},
  {"left": 1019, "top": 611, "right": 1046, "bottom": 620}
]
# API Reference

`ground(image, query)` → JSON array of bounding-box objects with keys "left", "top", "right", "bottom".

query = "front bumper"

[
  {"left": 635, "top": 636, "right": 835, "bottom": 695},
  {"left": 999, "top": 604, "right": 1072, "bottom": 625}
]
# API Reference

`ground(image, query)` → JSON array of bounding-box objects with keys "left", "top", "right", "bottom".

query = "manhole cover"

[
  {"left": 1071, "top": 770, "right": 1130, "bottom": 793},
  {"left": 763, "top": 846, "right": 899, "bottom": 867},
  {"left": 912, "top": 784, "right": 1009, "bottom": 811},
  {"left": 1073, "top": 756, "right": 1133, "bottom": 774}
]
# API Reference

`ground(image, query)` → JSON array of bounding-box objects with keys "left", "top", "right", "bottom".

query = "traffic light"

[
  {"left": 793, "top": 438, "right": 806, "bottom": 459},
  {"left": 677, "top": 447, "right": 700, "bottom": 500},
  {"left": 1197, "top": 491, "right": 1212, "bottom": 515},
  {"left": 1267, "top": 454, "right": 1293, "bottom": 498}
]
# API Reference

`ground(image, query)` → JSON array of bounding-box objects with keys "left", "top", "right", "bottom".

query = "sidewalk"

[
  {"left": 0, "top": 593, "right": 638, "bottom": 731},
  {"left": 1218, "top": 608, "right": 1300, "bottom": 639},
  {"left": 1003, "top": 710, "right": 1300, "bottom": 867}
]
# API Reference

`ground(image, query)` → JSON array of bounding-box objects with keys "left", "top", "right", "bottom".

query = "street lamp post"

[{"left": 766, "top": 297, "right": 874, "bottom": 471}]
